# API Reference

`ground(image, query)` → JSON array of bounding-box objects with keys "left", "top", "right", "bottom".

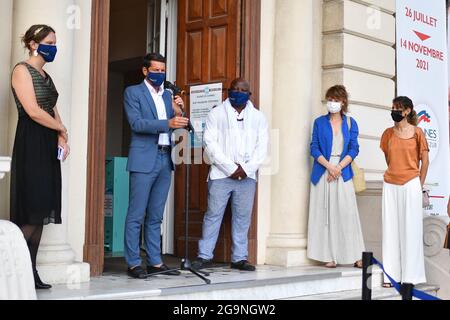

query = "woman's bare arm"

[
  {"left": 420, "top": 151, "right": 429, "bottom": 188},
  {"left": 12, "top": 65, "right": 65, "bottom": 132},
  {"left": 54, "top": 107, "right": 68, "bottom": 142}
]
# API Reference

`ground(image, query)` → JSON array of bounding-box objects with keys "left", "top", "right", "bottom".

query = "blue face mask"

[
  {"left": 147, "top": 71, "right": 166, "bottom": 87},
  {"left": 37, "top": 44, "right": 57, "bottom": 63},
  {"left": 228, "top": 90, "right": 250, "bottom": 108}
]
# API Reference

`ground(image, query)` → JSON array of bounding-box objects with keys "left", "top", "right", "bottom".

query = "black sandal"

[{"left": 353, "top": 261, "right": 363, "bottom": 269}]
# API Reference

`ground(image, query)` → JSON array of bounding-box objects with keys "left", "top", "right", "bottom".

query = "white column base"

[
  {"left": 265, "top": 248, "right": 311, "bottom": 267},
  {"left": 265, "top": 234, "right": 314, "bottom": 267},
  {"left": 37, "top": 262, "right": 90, "bottom": 286},
  {"left": 37, "top": 243, "right": 76, "bottom": 265},
  {"left": 35, "top": 224, "right": 91, "bottom": 285}
]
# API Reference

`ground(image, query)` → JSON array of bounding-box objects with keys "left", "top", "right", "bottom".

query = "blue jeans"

[
  {"left": 124, "top": 152, "right": 172, "bottom": 268},
  {"left": 198, "top": 178, "right": 257, "bottom": 263}
]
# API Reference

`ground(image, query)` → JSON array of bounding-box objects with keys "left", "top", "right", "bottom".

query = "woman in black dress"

[{"left": 10, "top": 25, "right": 70, "bottom": 289}]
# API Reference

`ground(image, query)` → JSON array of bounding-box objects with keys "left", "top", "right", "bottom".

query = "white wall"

[{"left": 323, "top": 0, "right": 396, "bottom": 181}]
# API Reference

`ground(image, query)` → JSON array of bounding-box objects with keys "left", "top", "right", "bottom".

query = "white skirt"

[
  {"left": 307, "top": 157, "right": 366, "bottom": 264},
  {"left": 382, "top": 177, "right": 427, "bottom": 285}
]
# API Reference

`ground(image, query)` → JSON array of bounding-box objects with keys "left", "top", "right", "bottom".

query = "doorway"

[
  {"left": 85, "top": 0, "right": 261, "bottom": 276},
  {"left": 102, "top": 0, "right": 179, "bottom": 272},
  {"left": 174, "top": 0, "right": 261, "bottom": 264}
]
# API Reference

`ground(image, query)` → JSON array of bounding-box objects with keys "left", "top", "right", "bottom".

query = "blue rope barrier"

[{"left": 371, "top": 257, "right": 441, "bottom": 301}]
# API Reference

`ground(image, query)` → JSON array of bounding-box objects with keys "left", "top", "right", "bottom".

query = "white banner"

[{"left": 396, "top": 0, "right": 450, "bottom": 217}]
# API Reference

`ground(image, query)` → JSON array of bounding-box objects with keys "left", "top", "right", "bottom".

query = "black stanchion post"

[
  {"left": 401, "top": 283, "right": 414, "bottom": 300},
  {"left": 362, "top": 252, "right": 373, "bottom": 301}
]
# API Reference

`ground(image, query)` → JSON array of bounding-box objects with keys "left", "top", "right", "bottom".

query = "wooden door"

[{"left": 174, "top": 0, "right": 252, "bottom": 263}]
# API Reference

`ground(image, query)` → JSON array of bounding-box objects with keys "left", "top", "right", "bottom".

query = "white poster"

[
  {"left": 189, "top": 83, "right": 223, "bottom": 148},
  {"left": 397, "top": 0, "right": 450, "bottom": 217}
]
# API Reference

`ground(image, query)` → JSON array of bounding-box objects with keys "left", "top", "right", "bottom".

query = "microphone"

[
  {"left": 165, "top": 81, "right": 195, "bottom": 133},
  {"left": 164, "top": 80, "right": 186, "bottom": 97}
]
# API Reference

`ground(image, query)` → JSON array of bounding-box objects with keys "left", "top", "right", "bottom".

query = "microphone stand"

[
  {"left": 178, "top": 109, "right": 211, "bottom": 284},
  {"left": 146, "top": 99, "right": 211, "bottom": 285}
]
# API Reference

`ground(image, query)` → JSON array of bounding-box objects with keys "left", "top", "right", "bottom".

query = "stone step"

[
  {"left": 283, "top": 284, "right": 440, "bottom": 300},
  {"left": 126, "top": 266, "right": 384, "bottom": 300},
  {"left": 38, "top": 265, "right": 385, "bottom": 300}
]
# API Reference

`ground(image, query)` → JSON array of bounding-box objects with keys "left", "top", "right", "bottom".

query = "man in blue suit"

[{"left": 123, "top": 53, "right": 189, "bottom": 279}]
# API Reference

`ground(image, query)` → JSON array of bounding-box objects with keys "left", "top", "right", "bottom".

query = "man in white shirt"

[{"left": 192, "top": 78, "right": 269, "bottom": 271}]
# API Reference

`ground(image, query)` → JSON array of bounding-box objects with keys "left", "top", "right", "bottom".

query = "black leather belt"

[{"left": 158, "top": 145, "right": 171, "bottom": 153}]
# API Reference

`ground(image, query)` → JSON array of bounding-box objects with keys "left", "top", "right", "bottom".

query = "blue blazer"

[
  {"left": 124, "top": 81, "right": 175, "bottom": 173},
  {"left": 310, "top": 114, "right": 360, "bottom": 185}
]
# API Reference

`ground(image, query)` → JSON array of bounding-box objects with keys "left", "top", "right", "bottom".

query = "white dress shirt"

[
  {"left": 234, "top": 108, "right": 245, "bottom": 130},
  {"left": 203, "top": 99, "right": 269, "bottom": 181},
  {"left": 144, "top": 80, "right": 170, "bottom": 146}
]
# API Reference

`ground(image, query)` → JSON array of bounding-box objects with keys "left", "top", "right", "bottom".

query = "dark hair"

[
  {"left": 229, "top": 78, "right": 250, "bottom": 92},
  {"left": 143, "top": 53, "right": 166, "bottom": 68},
  {"left": 325, "top": 85, "right": 349, "bottom": 115},
  {"left": 393, "top": 96, "right": 418, "bottom": 126},
  {"left": 22, "top": 25, "right": 56, "bottom": 53}
]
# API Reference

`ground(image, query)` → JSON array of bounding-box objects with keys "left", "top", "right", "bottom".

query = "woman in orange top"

[{"left": 380, "top": 96, "right": 429, "bottom": 288}]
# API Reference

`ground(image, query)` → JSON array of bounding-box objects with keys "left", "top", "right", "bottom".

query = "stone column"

[
  {"left": 10, "top": 0, "right": 89, "bottom": 284},
  {"left": 67, "top": 0, "right": 92, "bottom": 265},
  {"left": 265, "top": 0, "right": 323, "bottom": 267},
  {"left": 0, "top": 0, "right": 13, "bottom": 221}
]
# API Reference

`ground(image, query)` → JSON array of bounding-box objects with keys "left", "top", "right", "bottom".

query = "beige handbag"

[{"left": 346, "top": 116, "right": 366, "bottom": 194}]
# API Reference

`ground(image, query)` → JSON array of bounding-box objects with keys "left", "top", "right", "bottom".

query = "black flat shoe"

[
  {"left": 127, "top": 266, "right": 147, "bottom": 279},
  {"left": 33, "top": 270, "right": 52, "bottom": 290},
  {"left": 147, "top": 264, "right": 181, "bottom": 276},
  {"left": 230, "top": 260, "right": 256, "bottom": 272},
  {"left": 191, "top": 258, "right": 213, "bottom": 270}
]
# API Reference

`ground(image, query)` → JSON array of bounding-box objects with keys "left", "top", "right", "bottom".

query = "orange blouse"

[{"left": 380, "top": 127, "right": 429, "bottom": 185}]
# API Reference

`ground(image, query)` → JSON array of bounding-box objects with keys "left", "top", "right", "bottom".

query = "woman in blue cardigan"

[{"left": 307, "top": 85, "right": 365, "bottom": 268}]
